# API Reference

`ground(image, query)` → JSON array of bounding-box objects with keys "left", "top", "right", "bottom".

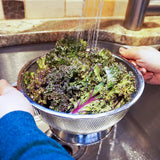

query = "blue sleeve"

[{"left": 0, "top": 111, "right": 74, "bottom": 160}]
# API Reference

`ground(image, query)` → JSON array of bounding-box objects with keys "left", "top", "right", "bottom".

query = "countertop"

[{"left": 0, "top": 16, "right": 160, "bottom": 47}]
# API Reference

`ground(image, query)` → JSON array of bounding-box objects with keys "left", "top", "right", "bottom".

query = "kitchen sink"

[{"left": 0, "top": 41, "right": 160, "bottom": 160}]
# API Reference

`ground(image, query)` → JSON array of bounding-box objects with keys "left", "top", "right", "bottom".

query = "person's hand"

[
  {"left": 119, "top": 46, "right": 160, "bottom": 85},
  {"left": 0, "top": 79, "right": 34, "bottom": 118}
]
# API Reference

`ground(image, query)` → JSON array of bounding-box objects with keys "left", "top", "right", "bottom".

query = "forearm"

[{"left": 0, "top": 111, "right": 74, "bottom": 160}]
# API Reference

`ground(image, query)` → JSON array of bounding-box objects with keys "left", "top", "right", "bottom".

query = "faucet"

[{"left": 124, "top": 0, "right": 160, "bottom": 30}]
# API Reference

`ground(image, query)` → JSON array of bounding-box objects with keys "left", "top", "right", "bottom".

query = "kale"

[{"left": 23, "top": 36, "right": 136, "bottom": 114}]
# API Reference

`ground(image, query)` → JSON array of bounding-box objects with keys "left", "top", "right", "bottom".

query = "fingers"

[
  {"left": 129, "top": 60, "right": 137, "bottom": 67},
  {"left": 136, "top": 59, "right": 146, "bottom": 68},
  {"left": 119, "top": 47, "right": 155, "bottom": 84},
  {"left": 138, "top": 67, "right": 147, "bottom": 75},
  {"left": 125, "top": 59, "right": 147, "bottom": 75},
  {"left": 119, "top": 47, "right": 156, "bottom": 76},
  {"left": 143, "top": 72, "right": 154, "bottom": 80},
  {"left": 144, "top": 73, "right": 160, "bottom": 85}
]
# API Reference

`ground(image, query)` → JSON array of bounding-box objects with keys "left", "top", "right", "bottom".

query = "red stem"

[{"left": 71, "top": 93, "right": 99, "bottom": 114}]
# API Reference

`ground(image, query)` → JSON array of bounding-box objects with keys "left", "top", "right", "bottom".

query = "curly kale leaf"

[
  {"left": 55, "top": 35, "right": 87, "bottom": 57},
  {"left": 36, "top": 56, "right": 48, "bottom": 70},
  {"left": 45, "top": 35, "right": 88, "bottom": 68}
]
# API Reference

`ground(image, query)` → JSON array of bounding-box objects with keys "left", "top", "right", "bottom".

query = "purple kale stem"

[{"left": 71, "top": 93, "right": 99, "bottom": 114}]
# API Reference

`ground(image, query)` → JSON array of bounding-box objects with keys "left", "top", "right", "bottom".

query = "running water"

[
  {"left": 96, "top": 140, "right": 103, "bottom": 160},
  {"left": 77, "top": 0, "right": 104, "bottom": 49},
  {"left": 87, "top": 0, "right": 104, "bottom": 48},
  {"left": 76, "top": 0, "right": 88, "bottom": 41}
]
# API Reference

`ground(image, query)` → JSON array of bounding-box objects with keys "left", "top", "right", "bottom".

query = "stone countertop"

[{"left": 0, "top": 16, "right": 160, "bottom": 47}]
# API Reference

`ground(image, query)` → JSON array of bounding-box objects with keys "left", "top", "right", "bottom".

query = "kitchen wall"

[
  {"left": 0, "top": 0, "right": 128, "bottom": 20},
  {"left": 0, "top": 0, "right": 4, "bottom": 19}
]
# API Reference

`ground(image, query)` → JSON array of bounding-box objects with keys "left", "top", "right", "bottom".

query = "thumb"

[
  {"left": 0, "top": 79, "right": 34, "bottom": 117},
  {"left": 0, "top": 79, "right": 13, "bottom": 95},
  {"left": 119, "top": 47, "right": 141, "bottom": 60}
]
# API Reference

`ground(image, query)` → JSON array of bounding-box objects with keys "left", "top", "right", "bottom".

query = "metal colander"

[{"left": 17, "top": 54, "right": 144, "bottom": 135}]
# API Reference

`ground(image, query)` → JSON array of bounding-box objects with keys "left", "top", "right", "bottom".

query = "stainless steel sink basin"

[{"left": 0, "top": 41, "right": 160, "bottom": 160}]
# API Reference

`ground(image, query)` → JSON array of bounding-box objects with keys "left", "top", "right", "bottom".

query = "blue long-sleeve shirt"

[{"left": 0, "top": 111, "right": 74, "bottom": 160}]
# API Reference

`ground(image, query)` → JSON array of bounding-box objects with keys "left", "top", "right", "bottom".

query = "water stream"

[
  {"left": 76, "top": 0, "right": 87, "bottom": 40},
  {"left": 88, "top": 0, "right": 104, "bottom": 48},
  {"left": 77, "top": 0, "right": 104, "bottom": 49},
  {"left": 96, "top": 140, "right": 103, "bottom": 160}
]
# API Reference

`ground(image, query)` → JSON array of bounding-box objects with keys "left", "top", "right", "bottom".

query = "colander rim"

[{"left": 18, "top": 54, "right": 145, "bottom": 119}]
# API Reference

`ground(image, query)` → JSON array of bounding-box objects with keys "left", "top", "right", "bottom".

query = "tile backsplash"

[
  {"left": 66, "top": 0, "right": 83, "bottom": 17},
  {"left": 2, "top": 0, "right": 25, "bottom": 19},
  {"left": 25, "top": 0, "right": 65, "bottom": 19},
  {"left": 0, "top": 0, "right": 129, "bottom": 20}
]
